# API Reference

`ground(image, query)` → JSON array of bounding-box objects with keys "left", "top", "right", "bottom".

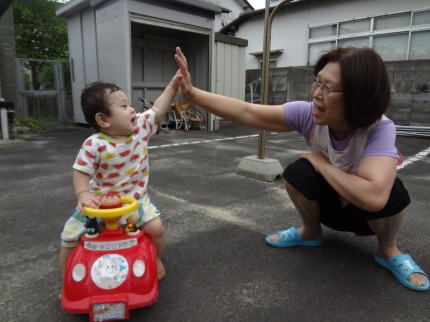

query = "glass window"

[
  {"left": 339, "top": 19, "right": 370, "bottom": 35},
  {"left": 308, "top": 10, "right": 430, "bottom": 64},
  {"left": 412, "top": 10, "right": 430, "bottom": 26},
  {"left": 309, "top": 24, "right": 337, "bottom": 39},
  {"left": 374, "top": 13, "right": 411, "bottom": 31},
  {"left": 338, "top": 37, "right": 369, "bottom": 48},
  {"left": 308, "top": 42, "right": 336, "bottom": 65},
  {"left": 259, "top": 60, "right": 277, "bottom": 69},
  {"left": 373, "top": 33, "right": 409, "bottom": 61},
  {"left": 409, "top": 31, "right": 430, "bottom": 59}
]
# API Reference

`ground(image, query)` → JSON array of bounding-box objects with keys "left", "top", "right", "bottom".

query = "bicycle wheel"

[{"left": 182, "top": 108, "right": 204, "bottom": 130}]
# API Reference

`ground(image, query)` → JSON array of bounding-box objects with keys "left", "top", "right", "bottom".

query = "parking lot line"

[
  {"left": 148, "top": 133, "right": 262, "bottom": 150},
  {"left": 397, "top": 146, "right": 430, "bottom": 170}
]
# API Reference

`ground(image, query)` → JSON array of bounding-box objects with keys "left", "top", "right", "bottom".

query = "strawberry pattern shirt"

[{"left": 73, "top": 110, "right": 157, "bottom": 200}]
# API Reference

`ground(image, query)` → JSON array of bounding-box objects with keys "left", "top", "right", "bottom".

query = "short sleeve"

[
  {"left": 73, "top": 136, "right": 100, "bottom": 175},
  {"left": 284, "top": 101, "right": 314, "bottom": 143},
  {"left": 364, "top": 119, "right": 398, "bottom": 159}
]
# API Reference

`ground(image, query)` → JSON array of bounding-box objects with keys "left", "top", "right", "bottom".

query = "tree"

[
  {"left": 14, "top": 0, "right": 68, "bottom": 89},
  {"left": 14, "top": 0, "right": 68, "bottom": 60}
]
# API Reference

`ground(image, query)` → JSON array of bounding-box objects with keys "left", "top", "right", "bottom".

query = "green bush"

[{"left": 13, "top": 117, "right": 45, "bottom": 131}]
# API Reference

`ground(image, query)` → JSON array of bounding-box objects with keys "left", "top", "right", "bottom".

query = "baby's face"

[{"left": 104, "top": 90, "right": 137, "bottom": 137}]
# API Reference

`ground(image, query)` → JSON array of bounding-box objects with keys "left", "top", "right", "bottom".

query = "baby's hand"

[
  {"left": 77, "top": 192, "right": 101, "bottom": 212},
  {"left": 168, "top": 74, "right": 179, "bottom": 92}
]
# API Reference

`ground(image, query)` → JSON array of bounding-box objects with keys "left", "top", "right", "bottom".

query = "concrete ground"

[{"left": 1, "top": 122, "right": 429, "bottom": 322}]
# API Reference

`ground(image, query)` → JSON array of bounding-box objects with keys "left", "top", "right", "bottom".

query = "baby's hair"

[{"left": 80, "top": 82, "right": 122, "bottom": 131}]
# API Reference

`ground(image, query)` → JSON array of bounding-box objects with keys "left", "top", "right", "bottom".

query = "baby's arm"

[
  {"left": 151, "top": 75, "right": 178, "bottom": 124},
  {"left": 73, "top": 169, "right": 100, "bottom": 212}
]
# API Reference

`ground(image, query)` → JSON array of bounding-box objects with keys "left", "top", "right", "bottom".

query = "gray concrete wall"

[
  {"left": 246, "top": 60, "right": 430, "bottom": 127},
  {"left": 386, "top": 60, "right": 430, "bottom": 127}
]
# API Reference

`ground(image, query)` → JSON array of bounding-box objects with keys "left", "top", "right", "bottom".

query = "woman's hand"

[
  {"left": 299, "top": 152, "right": 329, "bottom": 173},
  {"left": 174, "top": 47, "right": 194, "bottom": 102}
]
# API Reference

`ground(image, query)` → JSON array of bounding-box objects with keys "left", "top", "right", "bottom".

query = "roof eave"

[
  {"left": 219, "top": 0, "right": 322, "bottom": 34},
  {"left": 57, "top": 0, "right": 224, "bottom": 17}
]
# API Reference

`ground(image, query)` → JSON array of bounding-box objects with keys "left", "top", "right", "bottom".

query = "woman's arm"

[
  {"left": 174, "top": 47, "right": 289, "bottom": 132},
  {"left": 301, "top": 153, "right": 397, "bottom": 212}
]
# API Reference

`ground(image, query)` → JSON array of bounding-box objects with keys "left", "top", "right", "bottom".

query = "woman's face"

[{"left": 311, "top": 62, "right": 347, "bottom": 132}]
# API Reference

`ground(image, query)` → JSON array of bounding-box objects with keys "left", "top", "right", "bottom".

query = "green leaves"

[{"left": 14, "top": 0, "right": 68, "bottom": 60}]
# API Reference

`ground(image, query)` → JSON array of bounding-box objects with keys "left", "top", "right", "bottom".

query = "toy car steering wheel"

[{"left": 82, "top": 196, "right": 138, "bottom": 230}]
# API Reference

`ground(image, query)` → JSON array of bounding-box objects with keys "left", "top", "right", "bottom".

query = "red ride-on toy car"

[{"left": 61, "top": 195, "right": 158, "bottom": 321}]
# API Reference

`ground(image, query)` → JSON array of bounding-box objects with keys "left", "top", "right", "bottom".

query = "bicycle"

[
  {"left": 137, "top": 97, "right": 169, "bottom": 134},
  {"left": 174, "top": 102, "right": 205, "bottom": 131}
]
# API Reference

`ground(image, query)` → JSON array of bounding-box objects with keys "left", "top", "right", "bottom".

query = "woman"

[{"left": 174, "top": 46, "right": 428, "bottom": 291}]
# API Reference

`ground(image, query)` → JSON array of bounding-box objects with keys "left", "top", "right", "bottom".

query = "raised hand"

[{"left": 174, "top": 47, "right": 194, "bottom": 102}]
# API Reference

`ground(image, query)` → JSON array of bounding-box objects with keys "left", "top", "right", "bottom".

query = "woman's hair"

[
  {"left": 80, "top": 82, "right": 122, "bottom": 131},
  {"left": 313, "top": 47, "right": 391, "bottom": 129}
]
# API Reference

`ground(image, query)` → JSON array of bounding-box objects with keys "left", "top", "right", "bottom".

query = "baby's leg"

[
  {"left": 143, "top": 217, "right": 166, "bottom": 279},
  {"left": 59, "top": 246, "right": 76, "bottom": 299},
  {"left": 60, "top": 208, "right": 87, "bottom": 298},
  {"left": 60, "top": 246, "right": 75, "bottom": 275}
]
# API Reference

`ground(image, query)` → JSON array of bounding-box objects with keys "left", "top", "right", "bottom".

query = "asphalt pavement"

[{"left": 1, "top": 121, "right": 429, "bottom": 322}]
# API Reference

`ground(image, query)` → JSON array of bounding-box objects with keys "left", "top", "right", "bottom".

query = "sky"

[{"left": 248, "top": 0, "right": 266, "bottom": 10}]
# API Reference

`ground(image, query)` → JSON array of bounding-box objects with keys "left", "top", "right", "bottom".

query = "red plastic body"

[{"left": 61, "top": 228, "right": 158, "bottom": 321}]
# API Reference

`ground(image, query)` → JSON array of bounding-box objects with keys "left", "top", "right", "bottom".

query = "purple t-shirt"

[{"left": 283, "top": 101, "right": 398, "bottom": 159}]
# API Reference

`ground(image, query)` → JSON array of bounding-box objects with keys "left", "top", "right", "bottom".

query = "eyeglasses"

[{"left": 311, "top": 76, "right": 343, "bottom": 95}]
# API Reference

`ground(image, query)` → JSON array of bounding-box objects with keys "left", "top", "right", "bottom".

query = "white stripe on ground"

[
  {"left": 149, "top": 133, "right": 430, "bottom": 171},
  {"left": 397, "top": 146, "right": 430, "bottom": 170},
  {"left": 148, "top": 134, "right": 260, "bottom": 150}
]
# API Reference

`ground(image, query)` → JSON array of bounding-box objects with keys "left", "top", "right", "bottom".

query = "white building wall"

[{"left": 234, "top": 0, "right": 430, "bottom": 69}]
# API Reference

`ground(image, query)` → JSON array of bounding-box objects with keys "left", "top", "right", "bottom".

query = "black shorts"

[{"left": 282, "top": 158, "right": 411, "bottom": 235}]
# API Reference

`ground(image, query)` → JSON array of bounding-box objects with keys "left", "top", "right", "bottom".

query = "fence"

[
  {"left": 246, "top": 59, "right": 430, "bottom": 127},
  {"left": 16, "top": 59, "right": 73, "bottom": 122}
]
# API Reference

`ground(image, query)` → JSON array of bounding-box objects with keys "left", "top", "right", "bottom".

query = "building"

[
  {"left": 222, "top": 0, "right": 430, "bottom": 69},
  {"left": 0, "top": 0, "right": 18, "bottom": 106},
  {"left": 57, "top": 0, "right": 253, "bottom": 130},
  {"left": 221, "top": 0, "right": 430, "bottom": 126}
]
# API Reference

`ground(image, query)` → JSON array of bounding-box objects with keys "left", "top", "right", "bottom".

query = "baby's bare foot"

[{"left": 157, "top": 258, "right": 165, "bottom": 280}]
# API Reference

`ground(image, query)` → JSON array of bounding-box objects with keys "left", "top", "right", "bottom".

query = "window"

[
  {"left": 413, "top": 10, "right": 430, "bottom": 26},
  {"left": 308, "top": 42, "right": 335, "bottom": 65},
  {"left": 373, "top": 33, "right": 409, "bottom": 61},
  {"left": 339, "top": 19, "right": 370, "bottom": 35},
  {"left": 308, "top": 9, "right": 430, "bottom": 64},
  {"left": 374, "top": 13, "right": 410, "bottom": 31},
  {"left": 309, "top": 24, "right": 337, "bottom": 39},
  {"left": 338, "top": 37, "right": 369, "bottom": 48},
  {"left": 250, "top": 49, "right": 283, "bottom": 69},
  {"left": 410, "top": 31, "right": 430, "bottom": 59},
  {"left": 258, "top": 59, "right": 277, "bottom": 69}
]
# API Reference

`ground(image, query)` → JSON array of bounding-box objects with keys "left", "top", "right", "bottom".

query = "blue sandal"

[
  {"left": 374, "top": 253, "right": 429, "bottom": 291},
  {"left": 265, "top": 226, "right": 322, "bottom": 248}
]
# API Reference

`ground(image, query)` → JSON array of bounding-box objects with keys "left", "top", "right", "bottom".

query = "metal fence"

[
  {"left": 16, "top": 59, "right": 73, "bottom": 122},
  {"left": 396, "top": 126, "right": 430, "bottom": 138}
]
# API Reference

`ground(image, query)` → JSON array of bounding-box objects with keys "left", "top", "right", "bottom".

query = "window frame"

[{"left": 307, "top": 9, "right": 430, "bottom": 64}]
